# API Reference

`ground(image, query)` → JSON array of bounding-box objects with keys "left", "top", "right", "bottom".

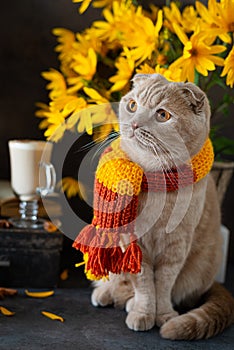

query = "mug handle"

[{"left": 37, "top": 162, "right": 56, "bottom": 197}]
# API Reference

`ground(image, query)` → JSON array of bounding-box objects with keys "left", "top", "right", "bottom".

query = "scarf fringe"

[{"left": 72, "top": 225, "right": 142, "bottom": 279}]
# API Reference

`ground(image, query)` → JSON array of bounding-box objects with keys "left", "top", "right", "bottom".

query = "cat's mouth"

[
  {"left": 134, "top": 128, "right": 158, "bottom": 150},
  {"left": 133, "top": 128, "right": 171, "bottom": 158},
  {"left": 133, "top": 129, "right": 152, "bottom": 149}
]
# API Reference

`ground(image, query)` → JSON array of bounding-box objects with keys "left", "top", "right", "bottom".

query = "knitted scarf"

[{"left": 73, "top": 138, "right": 214, "bottom": 280}]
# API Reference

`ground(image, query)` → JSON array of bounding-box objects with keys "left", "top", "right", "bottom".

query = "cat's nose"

[{"left": 132, "top": 122, "right": 139, "bottom": 130}]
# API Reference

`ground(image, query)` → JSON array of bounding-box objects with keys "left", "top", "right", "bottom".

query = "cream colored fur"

[{"left": 91, "top": 74, "right": 234, "bottom": 340}]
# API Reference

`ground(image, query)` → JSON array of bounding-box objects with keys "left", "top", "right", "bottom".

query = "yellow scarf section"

[{"left": 97, "top": 137, "right": 214, "bottom": 188}]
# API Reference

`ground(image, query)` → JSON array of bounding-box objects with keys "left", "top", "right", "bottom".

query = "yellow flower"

[
  {"left": 109, "top": 48, "right": 135, "bottom": 92},
  {"left": 155, "top": 65, "right": 182, "bottom": 82},
  {"left": 37, "top": 94, "right": 89, "bottom": 138},
  {"left": 164, "top": 2, "right": 200, "bottom": 33},
  {"left": 64, "top": 96, "right": 87, "bottom": 118},
  {"left": 52, "top": 28, "right": 77, "bottom": 78},
  {"left": 36, "top": 102, "right": 65, "bottom": 140},
  {"left": 163, "top": 2, "right": 182, "bottom": 33},
  {"left": 93, "top": 2, "right": 139, "bottom": 46},
  {"left": 36, "top": 103, "right": 51, "bottom": 131},
  {"left": 65, "top": 90, "right": 116, "bottom": 136},
  {"left": 53, "top": 28, "right": 76, "bottom": 61},
  {"left": 57, "top": 177, "right": 87, "bottom": 199},
  {"left": 41, "top": 69, "right": 67, "bottom": 99},
  {"left": 136, "top": 63, "right": 155, "bottom": 74},
  {"left": 143, "top": 4, "right": 159, "bottom": 22},
  {"left": 71, "top": 48, "right": 97, "bottom": 80},
  {"left": 91, "top": 103, "right": 117, "bottom": 125},
  {"left": 49, "top": 95, "right": 79, "bottom": 116},
  {"left": 181, "top": 5, "right": 199, "bottom": 32},
  {"left": 35, "top": 102, "right": 50, "bottom": 118},
  {"left": 221, "top": 45, "right": 234, "bottom": 88},
  {"left": 91, "top": 103, "right": 119, "bottom": 143},
  {"left": 136, "top": 64, "right": 182, "bottom": 82},
  {"left": 75, "top": 29, "right": 103, "bottom": 56},
  {"left": 66, "top": 77, "right": 84, "bottom": 95},
  {"left": 125, "top": 10, "right": 163, "bottom": 64},
  {"left": 66, "top": 97, "right": 88, "bottom": 130},
  {"left": 170, "top": 24, "right": 226, "bottom": 82},
  {"left": 70, "top": 98, "right": 119, "bottom": 141},
  {"left": 196, "top": 0, "right": 234, "bottom": 44},
  {"left": 44, "top": 112, "right": 66, "bottom": 142},
  {"left": 77, "top": 109, "right": 93, "bottom": 135}
]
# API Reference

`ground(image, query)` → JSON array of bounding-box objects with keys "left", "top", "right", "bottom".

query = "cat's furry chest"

[{"left": 135, "top": 176, "right": 209, "bottom": 261}]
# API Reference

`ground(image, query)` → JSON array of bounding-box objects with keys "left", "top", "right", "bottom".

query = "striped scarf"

[{"left": 73, "top": 138, "right": 214, "bottom": 280}]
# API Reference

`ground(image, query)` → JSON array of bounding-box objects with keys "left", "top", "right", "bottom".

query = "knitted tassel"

[
  {"left": 73, "top": 226, "right": 140, "bottom": 279},
  {"left": 122, "top": 241, "right": 142, "bottom": 274}
]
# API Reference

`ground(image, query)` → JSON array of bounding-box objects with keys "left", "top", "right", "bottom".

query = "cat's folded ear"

[
  {"left": 182, "top": 83, "right": 206, "bottom": 107},
  {"left": 181, "top": 83, "right": 210, "bottom": 115},
  {"left": 132, "top": 73, "right": 167, "bottom": 87}
]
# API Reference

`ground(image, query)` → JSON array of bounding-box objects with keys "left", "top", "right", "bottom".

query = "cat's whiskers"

[
  {"left": 153, "top": 142, "right": 185, "bottom": 187},
  {"left": 153, "top": 137, "right": 191, "bottom": 181},
  {"left": 79, "top": 131, "right": 119, "bottom": 153},
  {"left": 78, "top": 139, "right": 99, "bottom": 152},
  {"left": 134, "top": 128, "right": 177, "bottom": 173},
  {"left": 139, "top": 132, "right": 182, "bottom": 188},
  {"left": 91, "top": 132, "right": 120, "bottom": 162}
]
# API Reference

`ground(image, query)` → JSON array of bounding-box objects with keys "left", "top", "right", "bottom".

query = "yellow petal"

[
  {"left": 88, "top": 48, "right": 97, "bottom": 69},
  {"left": 43, "top": 221, "right": 58, "bottom": 233},
  {"left": 195, "top": 1, "right": 213, "bottom": 24},
  {"left": 75, "top": 261, "right": 86, "bottom": 268},
  {"left": 219, "top": 33, "right": 232, "bottom": 44},
  {"left": 110, "top": 80, "right": 128, "bottom": 92},
  {"left": 77, "top": 116, "right": 85, "bottom": 133},
  {"left": 0, "top": 306, "right": 15, "bottom": 316},
  {"left": 155, "top": 9, "right": 163, "bottom": 35},
  {"left": 60, "top": 269, "right": 69, "bottom": 281},
  {"left": 208, "top": 56, "right": 224, "bottom": 66},
  {"left": 84, "top": 87, "right": 100, "bottom": 99},
  {"left": 25, "top": 290, "right": 54, "bottom": 298},
  {"left": 173, "top": 23, "right": 188, "bottom": 46},
  {"left": 66, "top": 112, "right": 80, "bottom": 129},
  {"left": 41, "top": 311, "right": 64, "bottom": 322},
  {"left": 84, "top": 112, "right": 93, "bottom": 135}
]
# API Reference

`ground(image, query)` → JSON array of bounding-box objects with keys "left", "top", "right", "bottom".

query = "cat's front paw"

[
  {"left": 125, "top": 297, "right": 135, "bottom": 313},
  {"left": 91, "top": 286, "right": 112, "bottom": 307},
  {"left": 156, "top": 310, "right": 179, "bottom": 327},
  {"left": 126, "top": 311, "right": 155, "bottom": 331}
]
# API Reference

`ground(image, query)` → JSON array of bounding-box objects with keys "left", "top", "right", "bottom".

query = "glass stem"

[{"left": 19, "top": 200, "right": 39, "bottom": 221}]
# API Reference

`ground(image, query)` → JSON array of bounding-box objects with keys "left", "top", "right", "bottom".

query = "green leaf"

[{"left": 211, "top": 133, "right": 234, "bottom": 159}]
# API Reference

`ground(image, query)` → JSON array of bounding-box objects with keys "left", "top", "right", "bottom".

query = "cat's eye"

[
  {"left": 127, "top": 99, "right": 137, "bottom": 113},
  {"left": 156, "top": 109, "right": 171, "bottom": 122}
]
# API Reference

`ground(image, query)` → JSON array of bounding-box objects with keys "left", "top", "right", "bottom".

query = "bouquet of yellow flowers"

[{"left": 36, "top": 0, "right": 234, "bottom": 196}]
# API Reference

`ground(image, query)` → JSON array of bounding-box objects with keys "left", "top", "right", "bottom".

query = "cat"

[{"left": 90, "top": 73, "right": 234, "bottom": 340}]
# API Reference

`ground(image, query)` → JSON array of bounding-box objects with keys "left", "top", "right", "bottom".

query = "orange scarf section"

[{"left": 73, "top": 138, "right": 214, "bottom": 280}]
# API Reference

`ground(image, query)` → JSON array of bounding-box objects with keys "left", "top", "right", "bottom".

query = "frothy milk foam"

[{"left": 9, "top": 140, "right": 53, "bottom": 200}]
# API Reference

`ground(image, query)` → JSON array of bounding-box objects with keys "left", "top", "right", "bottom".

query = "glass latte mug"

[{"left": 8, "top": 140, "right": 56, "bottom": 229}]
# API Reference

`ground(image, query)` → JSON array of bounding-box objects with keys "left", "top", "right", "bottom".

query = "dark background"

[{"left": 0, "top": 0, "right": 233, "bottom": 262}]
